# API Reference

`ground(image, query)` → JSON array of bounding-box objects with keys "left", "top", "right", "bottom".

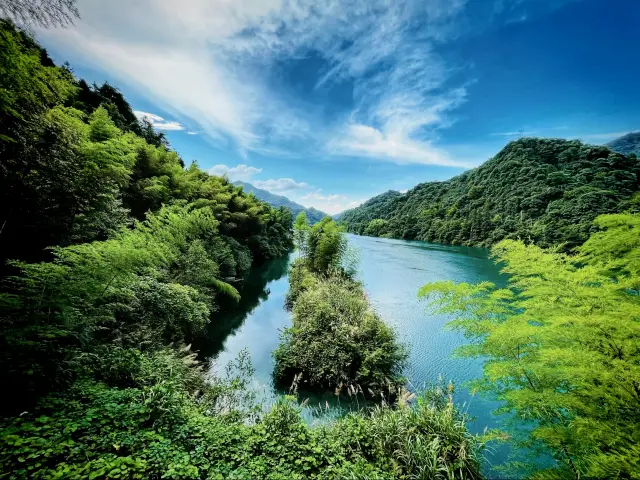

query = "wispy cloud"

[
  {"left": 134, "top": 110, "right": 185, "bottom": 131},
  {"left": 328, "top": 123, "right": 469, "bottom": 167},
  {"left": 254, "top": 178, "right": 310, "bottom": 192},
  {"left": 208, "top": 164, "right": 262, "bottom": 181},
  {"left": 38, "top": 0, "right": 475, "bottom": 166}
]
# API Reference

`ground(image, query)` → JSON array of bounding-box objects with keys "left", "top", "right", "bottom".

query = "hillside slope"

[
  {"left": 339, "top": 138, "right": 640, "bottom": 249},
  {"left": 607, "top": 131, "right": 640, "bottom": 156},
  {"left": 234, "top": 181, "right": 328, "bottom": 223}
]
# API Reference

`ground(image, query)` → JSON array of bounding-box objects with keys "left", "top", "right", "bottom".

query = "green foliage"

[
  {"left": 340, "top": 138, "right": 640, "bottom": 249},
  {"left": 0, "top": 372, "right": 485, "bottom": 480},
  {"left": 301, "top": 217, "right": 348, "bottom": 275},
  {"left": 418, "top": 213, "right": 640, "bottom": 478},
  {"left": 292, "top": 210, "right": 309, "bottom": 254},
  {"left": 364, "top": 218, "right": 389, "bottom": 237},
  {"left": 0, "top": 22, "right": 292, "bottom": 412}
]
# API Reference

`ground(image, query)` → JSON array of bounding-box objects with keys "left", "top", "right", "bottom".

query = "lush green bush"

[
  {"left": 340, "top": 138, "right": 640, "bottom": 250},
  {"left": 0, "top": 364, "right": 485, "bottom": 480}
]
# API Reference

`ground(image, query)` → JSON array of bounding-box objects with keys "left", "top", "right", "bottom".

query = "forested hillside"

[
  {"left": 0, "top": 17, "right": 293, "bottom": 410},
  {"left": 339, "top": 138, "right": 640, "bottom": 249},
  {"left": 607, "top": 131, "right": 640, "bottom": 156},
  {"left": 234, "top": 181, "right": 328, "bottom": 223}
]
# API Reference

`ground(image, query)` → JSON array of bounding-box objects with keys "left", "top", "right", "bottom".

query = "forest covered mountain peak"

[{"left": 339, "top": 137, "right": 640, "bottom": 248}]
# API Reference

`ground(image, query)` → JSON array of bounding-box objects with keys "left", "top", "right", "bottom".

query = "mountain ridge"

[
  {"left": 233, "top": 181, "right": 328, "bottom": 224},
  {"left": 606, "top": 131, "right": 640, "bottom": 156}
]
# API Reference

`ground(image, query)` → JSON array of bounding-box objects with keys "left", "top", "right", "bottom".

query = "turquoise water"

[{"left": 201, "top": 234, "right": 515, "bottom": 474}]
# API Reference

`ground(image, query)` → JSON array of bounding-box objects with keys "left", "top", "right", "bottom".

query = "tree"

[
  {"left": 0, "top": 0, "right": 79, "bottom": 28},
  {"left": 292, "top": 211, "right": 309, "bottom": 256},
  {"left": 304, "top": 217, "right": 347, "bottom": 275},
  {"left": 418, "top": 213, "right": 640, "bottom": 478}
]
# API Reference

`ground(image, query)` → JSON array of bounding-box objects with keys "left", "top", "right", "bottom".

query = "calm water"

[{"left": 201, "top": 234, "right": 515, "bottom": 474}]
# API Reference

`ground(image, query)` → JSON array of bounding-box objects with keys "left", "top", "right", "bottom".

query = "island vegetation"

[{"left": 274, "top": 214, "right": 408, "bottom": 396}]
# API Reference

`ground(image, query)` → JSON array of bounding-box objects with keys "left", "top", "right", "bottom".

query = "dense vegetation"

[
  {"left": 274, "top": 215, "right": 408, "bottom": 395},
  {"left": 420, "top": 213, "right": 640, "bottom": 479},
  {"left": 234, "top": 181, "right": 328, "bottom": 224},
  {"left": 607, "top": 131, "right": 640, "bottom": 156},
  {"left": 0, "top": 20, "right": 487, "bottom": 479},
  {"left": 340, "top": 138, "right": 639, "bottom": 249}
]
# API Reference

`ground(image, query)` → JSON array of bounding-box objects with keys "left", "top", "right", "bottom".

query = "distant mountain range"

[
  {"left": 607, "top": 131, "right": 640, "bottom": 156},
  {"left": 233, "top": 181, "right": 328, "bottom": 224}
]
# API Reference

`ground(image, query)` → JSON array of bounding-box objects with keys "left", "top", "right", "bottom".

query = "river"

[{"left": 200, "top": 233, "right": 514, "bottom": 474}]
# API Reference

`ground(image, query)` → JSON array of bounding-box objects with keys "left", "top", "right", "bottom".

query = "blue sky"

[{"left": 37, "top": 0, "right": 639, "bottom": 214}]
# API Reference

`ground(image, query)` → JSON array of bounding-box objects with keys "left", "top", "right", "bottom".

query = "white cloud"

[
  {"left": 253, "top": 178, "right": 310, "bottom": 193},
  {"left": 36, "top": 0, "right": 472, "bottom": 164},
  {"left": 134, "top": 110, "right": 185, "bottom": 131},
  {"left": 208, "top": 164, "right": 262, "bottom": 181},
  {"left": 186, "top": 131, "right": 199, "bottom": 135},
  {"left": 328, "top": 123, "right": 469, "bottom": 167},
  {"left": 299, "top": 192, "right": 366, "bottom": 215}
]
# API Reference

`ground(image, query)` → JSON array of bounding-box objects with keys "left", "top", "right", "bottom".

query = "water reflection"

[{"left": 195, "top": 254, "right": 292, "bottom": 359}]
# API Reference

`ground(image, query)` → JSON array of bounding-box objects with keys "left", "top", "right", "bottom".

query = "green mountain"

[
  {"left": 606, "top": 131, "right": 640, "bottom": 156},
  {"left": 234, "top": 181, "right": 328, "bottom": 223},
  {"left": 339, "top": 138, "right": 640, "bottom": 249}
]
